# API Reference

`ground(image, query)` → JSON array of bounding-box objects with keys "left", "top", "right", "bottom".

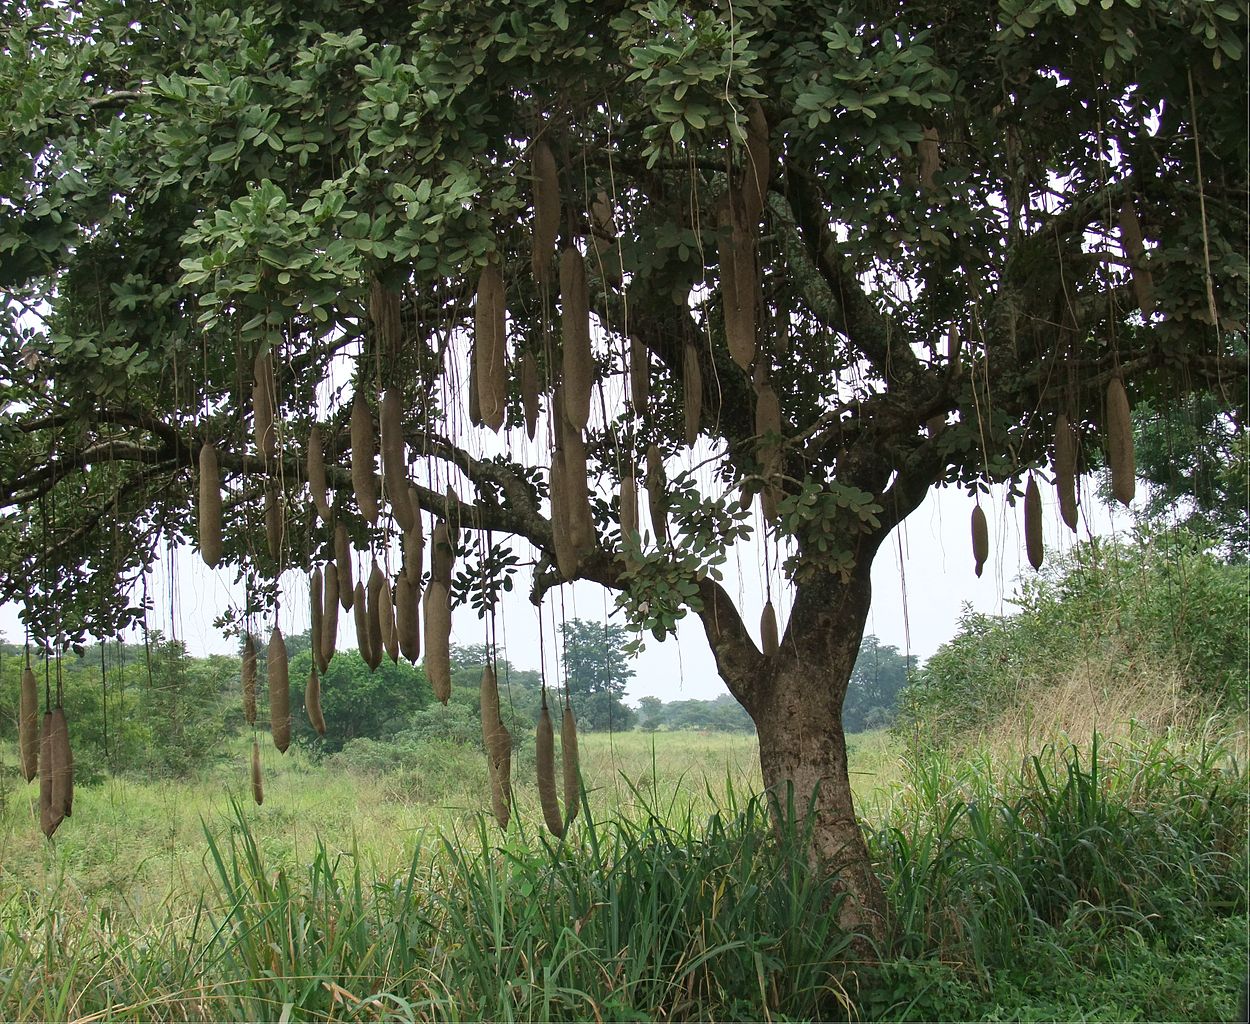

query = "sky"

[{"left": 0, "top": 466, "right": 1127, "bottom": 704}]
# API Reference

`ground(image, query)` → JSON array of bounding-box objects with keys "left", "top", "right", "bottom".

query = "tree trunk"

[{"left": 712, "top": 563, "right": 887, "bottom": 948}]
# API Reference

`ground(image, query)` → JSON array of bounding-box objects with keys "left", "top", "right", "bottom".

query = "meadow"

[{"left": 0, "top": 715, "right": 1243, "bottom": 1022}]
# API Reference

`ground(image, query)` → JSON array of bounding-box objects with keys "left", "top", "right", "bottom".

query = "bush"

[{"left": 898, "top": 527, "right": 1247, "bottom": 747}]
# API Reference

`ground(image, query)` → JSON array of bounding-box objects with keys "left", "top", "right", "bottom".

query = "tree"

[
  {"left": 0, "top": 2, "right": 1245, "bottom": 942},
  {"left": 843, "top": 636, "right": 916, "bottom": 734},
  {"left": 561, "top": 618, "right": 637, "bottom": 730}
]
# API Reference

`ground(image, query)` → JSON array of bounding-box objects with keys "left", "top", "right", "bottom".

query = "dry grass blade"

[
  {"left": 19, "top": 665, "right": 38, "bottom": 781},
  {"left": 1106, "top": 377, "right": 1135, "bottom": 506},
  {"left": 351, "top": 392, "right": 379, "bottom": 525},
  {"left": 537, "top": 702, "right": 565, "bottom": 837},
  {"left": 1024, "top": 474, "right": 1044, "bottom": 571},
  {"left": 560, "top": 247, "right": 593, "bottom": 431},
  {"left": 306, "top": 665, "right": 326, "bottom": 736},
  {"left": 198, "top": 442, "right": 223, "bottom": 568},
  {"left": 269, "top": 627, "right": 291, "bottom": 753},
  {"left": 423, "top": 581, "right": 452, "bottom": 704}
]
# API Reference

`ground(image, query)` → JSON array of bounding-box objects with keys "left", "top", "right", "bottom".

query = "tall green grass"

[{"left": 0, "top": 729, "right": 1243, "bottom": 1022}]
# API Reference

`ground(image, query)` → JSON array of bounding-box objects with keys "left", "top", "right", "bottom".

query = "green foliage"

[
  {"left": 0, "top": 636, "right": 234, "bottom": 780},
  {"left": 0, "top": 730, "right": 1242, "bottom": 1021},
  {"left": 560, "top": 619, "right": 637, "bottom": 731},
  {"left": 288, "top": 643, "right": 431, "bottom": 754},
  {"left": 843, "top": 636, "right": 916, "bottom": 734},
  {"left": 898, "top": 527, "right": 1249, "bottom": 745}
]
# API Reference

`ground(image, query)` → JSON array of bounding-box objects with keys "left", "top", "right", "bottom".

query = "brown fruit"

[
  {"left": 365, "top": 560, "right": 385, "bottom": 671},
  {"left": 430, "top": 522, "right": 455, "bottom": 586},
  {"left": 19, "top": 665, "right": 38, "bottom": 782},
  {"left": 251, "top": 740, "right": 264, "bottom": 806},
  {"left": 1119, "top": 200, "right": 1155, "bottom": 316},
  {"left": 379, "top": 575, "right": 398, "bottom": 664},
  {"left": 619, "top": 471, "right": 638, "bottom": 546},
  {"left": 269, "top": 627, "right": 290, "bottom": 753},
  {"left": 741, "top": 101, "right": 771, "bottom": 223},
  {"left": 351, "top": 391, "right": 379, "bottom": 525},
  {"left": 306, "top": 425, "right": 333, "bottom": 524},
  {"left": 561, "top": 427, "right": 596, "bottom": 566},
  {"left": 561, "top": 703, "right": 580, "bottom": 828},
  {"left": 971, "top": 503, "right": 989, "bottom": 578},
  {"left": 760, "top": 601, "right": 779, "bottom": 656},
  {"left": 353, "top": 581, "right": 373, "bottom": 666},
  {"left": 264, "top": 483, "right": 283, "bottom": 560},
  {"left": 381, "top": 389, "right": 414, "bottom": 531},
  {"left": 322, "top": 562, "right": 340, "bottom": 669},
  {"left": 198, "top": 442, "right": 223, "bottom": 568},
  {"left": 403, "top": 513, "right": 424, "bottom": 587},
  {"left": 560, "top": 247, "right": 593, "bottom": 432},
  {"left": 395, "top": 573, "right": 421, "bottom": 663},
  {"left": 1024, "top": 474, "right": 1044, "bottom": 571},
  {"left": 335, "top": 525, "right": 354, "bottom": 610},
  {"left": 918, "top": 127, "right": 941, "bottom": 190},
  {"left": 468, "top": 356, "right": 483, "bottom": 427},
  {"left": 475, "top": 261, "right": 508, "bottom": 432},
  {"left": 423, "top": 580, "right": 452, "bottom": 704},
  {"left": 646, "top": 444, "right": 667, "bottom": 542},
  {"left": 536, "top": 702, "right": 565, "bottom": 838},
  {"left": 310, "top": 567, "right": 325, "bottom": 673},
  {"left": 242, "top": 633, "right": 258, "bottom": 725},
  {"left": 253, "top": 348, "right": 277, "bottom": 462},
  {"left": 1054, "top": 414, "right": 1078, "bottom": 533},
  {"left": 629, "top": 336, "right": 649, "bottom": 414},
  {"left": 521, "top": 348, "right": 540, "bottom": 441},
  {"left": 39, "top": 711, "right": 60, "bottom": 838},
  {"left": 531, "top": 139, "right": 561, "bottom": 287},
  {"left": 683, "top": 341, "right": 702, "bottom": 447},
  {"left": 51, "top": 707, "right": 72, "bottom": 819},
  {"left": 369, "top": 278, "right": 402, "bottom": 354},
  {"left": 719, "top": 198, "right": 758, "bottom": 370},
  {"left": 1106, "top": 377, "right": 1135, "bottom": 506},
  {"left": 480, "top": 665, "right": 511, "bottom": 828},
  {"left": 306, "top": 665, "right": 326, "bottom": 736}
]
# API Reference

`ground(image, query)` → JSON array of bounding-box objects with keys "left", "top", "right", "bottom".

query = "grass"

[{"left": 0, "top": 721, "right": 1244, "bottom": 1021}]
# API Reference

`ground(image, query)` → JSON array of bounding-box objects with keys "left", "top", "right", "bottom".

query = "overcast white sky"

[{"left": 0, "top": 466, "right": 1126, "bottom": 703}]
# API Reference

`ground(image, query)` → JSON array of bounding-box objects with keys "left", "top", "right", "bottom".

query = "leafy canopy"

[{"left": 0, "top": 0, "right": 1244, "bottom": 657}]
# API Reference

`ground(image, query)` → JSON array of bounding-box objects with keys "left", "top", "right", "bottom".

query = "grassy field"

[{"left": 0, "top": 721, "right": 1243, "bottom": 1021}]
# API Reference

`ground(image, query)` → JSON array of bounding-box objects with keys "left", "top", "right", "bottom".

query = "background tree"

[
  {"left": 843, "top": 636, "right": 917, "bottom": 734},
  {"left": 0, "top": 2, "right": 1244, "bottom": 940},
  {"left": 561, "top": 619, "right": 637, "bottom": 731}
]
